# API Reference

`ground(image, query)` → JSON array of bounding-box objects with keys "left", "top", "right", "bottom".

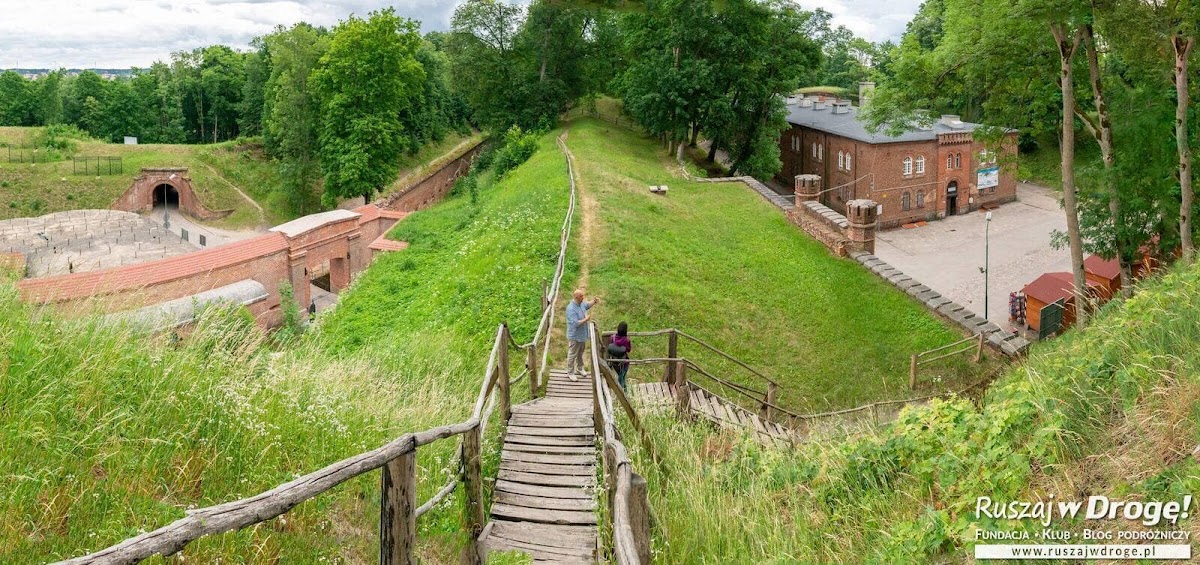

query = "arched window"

[
  {"left": 916, "top": 191, "right": 925, "bottom": 208},
  {"left": 845, "top": 154, "right": 852, "bottom": 171},
  {"left": 902, "top": 191, "right": 912, "bottom": 210},
  {"left": 838, "top": 150, "right": 845, "bottom": 170},
  {"left": 915, "top": 155, "right": 926, "bottom": 174},
  {"left": 818, "top": 144, "right": 824, "bottom": 161},
  {"left": 812, "top": 143, "right": 817, "bottom": 158},
  {"left": 903, "top": 157, "right": 913, "bottom": 176},
  {"left": 954, "top": 153, "right": 961, "bottom": 169},
  {"left": 947, "top": 155, "right": 953, "bottom": 170}
]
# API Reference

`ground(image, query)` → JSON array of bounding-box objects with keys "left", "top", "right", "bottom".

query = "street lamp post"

[{"left": 984, "top": 211, "right": 993, "bottom": 321}]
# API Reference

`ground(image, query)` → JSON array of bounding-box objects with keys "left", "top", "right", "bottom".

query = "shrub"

[{"left": 492, "top": 126, "right": 540, "bottom": 179}]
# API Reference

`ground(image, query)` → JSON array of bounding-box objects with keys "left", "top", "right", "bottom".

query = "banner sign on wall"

[{"left": 978, "top": 166, "right": 1000, "bottom": 189}]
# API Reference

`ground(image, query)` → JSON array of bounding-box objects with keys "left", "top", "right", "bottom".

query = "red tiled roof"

[
  {"left": 1022, "top": 272, "right": 1101, "bottom": 304},
  {"left": 1084, "top": 255, "right": 1121, "bottom": 280},
  {"left": 354, "top": 204, "right": 381, "bottom": 224},
  {"left": 19, "top": 232, "right": 289, "bottom": 303}
]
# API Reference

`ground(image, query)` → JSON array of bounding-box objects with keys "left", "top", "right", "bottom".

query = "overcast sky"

[{"left": 0, "top": 0, "right": 922, "bottom": 69}]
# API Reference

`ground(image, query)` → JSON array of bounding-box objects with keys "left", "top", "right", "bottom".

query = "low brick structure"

[
  {"left": 112, "top": 168, "right": 233, "bottom": 221},
  {"left": 18, "top": 204, "right": 408, "bottom": 329}
]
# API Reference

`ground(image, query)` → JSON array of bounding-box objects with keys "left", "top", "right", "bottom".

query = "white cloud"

[
  {"left": 794, "top": 0, "right": 923, "bottom": 43},
  {"left": 0, "top": 0, "right": 466, "bottom": 68},
  {"left": 0, "top": 0, "right": 921, "bottom": 69}
]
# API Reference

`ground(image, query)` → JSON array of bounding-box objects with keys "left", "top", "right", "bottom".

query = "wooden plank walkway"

[
  {"left": 480, "top": 369, "right": 599, "bottom": 564},
  {"left": 629, "top": 381, "right": 793, "bottom": 448}
]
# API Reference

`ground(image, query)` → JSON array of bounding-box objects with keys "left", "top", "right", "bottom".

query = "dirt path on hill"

[
  {"left": 558, "top": 130, "right": 599, "bottom": 295},
  {"left": 199, "top": 161, "right": 267, "bottom": 228}
]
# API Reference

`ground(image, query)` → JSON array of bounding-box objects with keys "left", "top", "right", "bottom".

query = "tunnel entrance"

[{"left": 153, "top": 184, "right": 180, "bottom": 208}]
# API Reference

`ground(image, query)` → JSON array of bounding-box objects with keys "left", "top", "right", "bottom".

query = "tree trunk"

[
  {"left": 706, "top": 139, "right": 719, "bottom": 163},
  {"left": 689, "top": 122, "right": 700, "bottom": 147},
  {"left": 1175, "top": 33, "right": 1196, "bottom": 263},
  {"left": 1083, "top": 24, "right": 1133, "bottom": 293},
  {"left": 1052, "top": 23, "right": 1090, "bottom": 329}
]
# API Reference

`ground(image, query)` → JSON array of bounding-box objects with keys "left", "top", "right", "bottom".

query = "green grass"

[
  {"left": 625, "top": 260, "right": 1200, "bottom": 563},
  {"left": 1016, "top": 134, "right": 1101, "bottom": 190},
  {"left": 0, "top": 128, "right": 570, "bottom": 563},
  {"left": 564, "top": 118, "right": 991, "bottom": 412}
]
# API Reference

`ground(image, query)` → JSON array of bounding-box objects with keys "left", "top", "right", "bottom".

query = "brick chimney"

[{"left": 845, "top": 199, "right": 879, "bottom": 254}]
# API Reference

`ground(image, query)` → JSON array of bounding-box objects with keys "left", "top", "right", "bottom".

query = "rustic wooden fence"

[
  {"left": 59, "top": 322, "right": 518, "bottom": 565},
  {"left": 613, "top": 327, "right": 999, "bottom": 444},
  {"left": 909, "top": 332, "right": 985, "bottom": 389},
  {"left": 589, "top": 321, "right": 652, "bottom": 564}
]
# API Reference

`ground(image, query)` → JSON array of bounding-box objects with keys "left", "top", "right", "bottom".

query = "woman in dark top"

[{"left": 608, "top": 321, "right": 633, "bottom": 390}]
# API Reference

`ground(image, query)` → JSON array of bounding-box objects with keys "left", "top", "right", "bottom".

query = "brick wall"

[
  {"left": 378, "top": 142, "right": 485, "bottom": 213},
  {"left": 112, "top": 169, "right": 234, "bottom": 221},
  {"left": 775, "top": 125, "right": 1019, "bottom": 230}
]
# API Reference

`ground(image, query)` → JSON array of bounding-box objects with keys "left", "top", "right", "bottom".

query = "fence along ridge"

[{"left": 58, "top": 132, "right": 582, "bottom": 565}]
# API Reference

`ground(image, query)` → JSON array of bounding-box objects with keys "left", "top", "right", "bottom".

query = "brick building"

[{"left": 776, "top": 96, "right": 1017, "bottom": 229}]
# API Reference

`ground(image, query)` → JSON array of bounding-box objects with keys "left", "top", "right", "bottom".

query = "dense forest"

[{"left": 0, "top": 0, "right": 879, "bottom": 203}]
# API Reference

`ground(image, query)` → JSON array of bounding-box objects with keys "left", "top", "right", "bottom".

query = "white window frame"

[
  {"left": 812, "top": 143, "right": 817, "bottom": 158},
  {"left": 845, "top": 154, "right": 852, "bottom": 171},
  {"left": 838, "top": 150, "right": 845, "bottom": 170},
  {"left": 947, "top": 155, "right": 953, "bottom": 170},
  {"left": 955, "top": 153, "right": 962, "bottom": 169},
  {"left": 903, "top": 156, "right": 913, "bottom": 176},
  {"left": 915, "top": 155, "right": 926, "bottom": 174},
  {"left": 818, "top": 144, "right": 824, "bottom": 161}
]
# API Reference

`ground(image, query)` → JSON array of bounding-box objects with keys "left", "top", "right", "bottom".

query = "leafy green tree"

[
  {"left": 0, "top": 71, "right": 34, "bottom": 126},
  {"left": 312, "top": 8, "right": 426, "bottom": 203},
  {"left": 239, "top": 42, "right": 271, "bottom": 137},
  {"left": 448, "top": 0, "right": 527, "bottom": 130},
  {"left": 64, "top": 70, "right": 107, "bottom": 130},
  {"left": 264, "top": 22, "right": 330, "bottom": 213},
  {"left": 35, "top": 71, "right": 64, "bottom": 125},
  {"left": 200, "top": 45, "right": 245, "bottom": 142}
]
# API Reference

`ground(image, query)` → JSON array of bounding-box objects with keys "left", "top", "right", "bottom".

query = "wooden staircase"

[
  {"left": 479, "top": 369, "right": 600, "bottom": 564},
  {"left": 629, "top": 381, "right": 793, "bottom": 448}
]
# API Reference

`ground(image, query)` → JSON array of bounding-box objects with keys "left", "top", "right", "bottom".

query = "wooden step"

[
  {"left": 504, "top": 443, "right": 596, "bottom": 456},
  {"left": 507, "top": 425, "right": 594, "bottom": 438},
  {"left": 484, "top": 533, "right": 595, "bottom": 561},
  {"left": 495, "top": 480, "right": 594, "bottom": 500},
  {"left": 505, "top": 434, "right": 595, "bottom": 447},
  {"left": 498, "top": 470, "right": 595, "bottom": 488},
  {"left": 500, "top": 460, "right": 595, "bottom": 477},
  {"left": 502, "top": 451, "right": 595, "bottom": 466},
  {"left": 491, "top": 503, "right": 597, "bottom": 525},
  {"left": 509, "top": 415, "right": 594, "bottom": 428},
  {"left": 495, "top": 491, "right": 596, "bottom": 513},
  {"left": 487, "top": 521, "right": 596, "bottom": 550}
]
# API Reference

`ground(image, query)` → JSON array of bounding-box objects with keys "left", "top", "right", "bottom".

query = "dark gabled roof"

[{"left": 784, "top": 102, "right": 986, "bottom": 145}]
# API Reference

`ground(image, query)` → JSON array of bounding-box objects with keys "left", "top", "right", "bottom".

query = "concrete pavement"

[{"left": 873, "top": 182, "right": 1071, "bottom": 328}]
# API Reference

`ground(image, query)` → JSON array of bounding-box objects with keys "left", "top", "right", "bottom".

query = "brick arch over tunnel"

[{"left": 112, "top": 168, "right": 234, "bottom": 221}]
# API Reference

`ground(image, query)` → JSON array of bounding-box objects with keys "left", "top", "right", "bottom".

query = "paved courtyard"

[{"left": 873, "top": 182, "right": 1071, "bottom": 329}]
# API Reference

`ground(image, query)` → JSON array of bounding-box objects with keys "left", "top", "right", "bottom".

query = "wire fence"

[
  {"left": 3, "top": 146, "right": 59, "bottom": 164},
  {"left": 72, "top": 156, "right": 124, "bottom": 176}
]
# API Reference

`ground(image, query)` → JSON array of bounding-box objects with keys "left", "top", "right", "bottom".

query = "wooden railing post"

[
  {"left": 674, "top": 361, "right": 690, "bottom": 418},
  {"left": 542, "top": 279, "right": 549, "bottom": 312},
  {"left": 462, "top": 427, "right": 485, "bottom": 564},
  {"left": 665, "top": 329, "right": 678, "bottom": 383},
  {"left": 380, "top": 450, "right": 416, "bottom": 565},
  {"left": 527, "top": 345, "right": 539, "bottom": 398},
  {"left": 909, "top": 354, "right": 918, "bottom": 390},
  {"left": 975, "top": 332, "right": 985, "bottom": 363},
  {"left": 630, "top": 473, "right": 652, "bottom": 564},
  {"left": 760, "top": 382, "right": 778, "bottom": 422},
  {"left": 499, "top": 325, "right": 511, "bottom": 421}
]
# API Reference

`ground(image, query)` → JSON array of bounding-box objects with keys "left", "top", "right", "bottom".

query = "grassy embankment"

[
  {"left": 624, "top": 261, "right": 1200, "bottom": 562},
  {"left": 0, "top": 127, "right": 480, "bottom": 230},
  {"left": 0, "top": 128, "right": 569, "bottom": 563},
  {"left": 563, "top": 118, "right": 993, "bottom": 412}
]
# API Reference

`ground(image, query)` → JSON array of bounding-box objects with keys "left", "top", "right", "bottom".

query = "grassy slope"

[
  {"left": 565, "top": 118, "right": 988, "bottom": 411},
  {"left": 1, "top": 130, "right": 569, "bottom": 563},
  {"left": 626, "top": 263, "right": 1200, "bottom": 563}
]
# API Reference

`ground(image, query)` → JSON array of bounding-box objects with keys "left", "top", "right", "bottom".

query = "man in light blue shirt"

[{"left": 565, "top": 288, "right": 600, "bottom": 380}]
